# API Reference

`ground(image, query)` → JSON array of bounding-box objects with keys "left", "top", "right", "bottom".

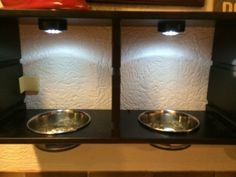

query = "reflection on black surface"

[
  {"left": 120, "top": 110, "right": 236, "bottom": 144},
  {"left": 0, "top": 109, "right": 235, "bottom": 144}
]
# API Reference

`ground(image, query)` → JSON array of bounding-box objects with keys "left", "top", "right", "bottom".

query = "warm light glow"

[
  {"left": 44, "top": 29, "right": 62, "bottom": 34},
  {"left": 162, "top": 31, "right": 179, "bottom": 36}
]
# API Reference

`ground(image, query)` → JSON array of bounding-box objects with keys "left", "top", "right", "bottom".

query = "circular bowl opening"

[
  {"left": 27, "top": 109, "right": 91, "bottom": 135},
  {"left": 138, "top": 110, "right": 200, "bottom": 133},
  {"left": 27, "top": 110, "right": 91, "bottom": 152}
]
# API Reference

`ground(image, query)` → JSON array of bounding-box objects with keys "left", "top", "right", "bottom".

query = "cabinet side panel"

[
  {"left": 0, "top": 18, "right": 21, "bottom": 61},
  {"left": 0, "top": 64, "right": 24, "bottom": 113},
  {"left": 211, "top": 21, "right": 236, "bottom": 65},
  {"left": 0, "top": 18, "right": 25, "bottom": 120},
  {"left": 207, "top": 65, "right": 236, "bottom": 121}
]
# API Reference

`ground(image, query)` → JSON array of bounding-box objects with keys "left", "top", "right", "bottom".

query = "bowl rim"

[
  {"left": 138, "top": 109, "right": 200, "bottom": 133},
  {"left": 26, "top": 109, "right": 91, "bottom": 135}
]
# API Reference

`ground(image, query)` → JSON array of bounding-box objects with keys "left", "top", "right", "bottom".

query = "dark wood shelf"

[
  {"left": 0, "top": 109, "right": 112, "bottom": 144},
  {"left": 120, "top": 110, "right": 236, "bottom": 144},
  {"left": 87, "top": 0, "right": 205, "bottom": 7},
  {"left": 1, "top": 9, "right": 236, "bottom": 20},
  {"left": 0, "top": 109, "right": 235, "bottom": 144},
  {"left": 0, "top": 9, "right": 113, "bottom": 18}
]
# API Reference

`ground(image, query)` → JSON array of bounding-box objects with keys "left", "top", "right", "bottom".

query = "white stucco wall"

[
  {"left": 20, "top": 23, "right": 214, "bottom": 110},
  {"left": 121, "top": 24, "right": 213, "bottom": 110},
  {"left": 20, "top": 24, "right": 112, "bottom": 109}
]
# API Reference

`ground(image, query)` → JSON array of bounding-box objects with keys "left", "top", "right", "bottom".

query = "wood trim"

[
  {"left": 86, "top": 0, "right": 205, "bottom": 7},
  {"left": 0, "top": 145, "right": 236, "bottom": 171}
]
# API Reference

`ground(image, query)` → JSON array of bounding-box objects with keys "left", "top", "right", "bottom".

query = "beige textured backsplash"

[{"left": 20, "top": 22, "right": 214, "bottom": 110}]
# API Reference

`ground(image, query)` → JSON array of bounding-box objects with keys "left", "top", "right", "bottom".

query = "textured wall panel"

[
  {"left": 20, "top": 23, "right": 213, "bottom": 110},
  {"left": 121, "top": 26, "right": 214, "bottom": 110},
  {"left": 20, "top": 24, "right": 112, "bottom": 109}
]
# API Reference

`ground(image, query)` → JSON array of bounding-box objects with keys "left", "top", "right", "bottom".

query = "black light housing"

[
  {"left": 38, "top": 18, "right": 67, "bottom": 34},
  {"left": 158, "top": 21, "right": 185, "bottom": 36}
]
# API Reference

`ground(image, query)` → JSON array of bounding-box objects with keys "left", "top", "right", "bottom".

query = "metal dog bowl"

[
  {"left": 138, "top": 110, "right": 200, "bottom": 150},
  {"left": 27, "top": 109, "right": 91, "bottom": 135},
  {"left": 27, "top": 109, "right": 91, "bottom": 152},
  {"left": 138, "top": 110, "right": 200, "bottom": 133}
]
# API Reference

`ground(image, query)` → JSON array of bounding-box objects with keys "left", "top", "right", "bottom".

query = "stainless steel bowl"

[
  {"left": 27, "top": 109, "right": 91, "bottom": 135},
  {"left": 138, "top": 110, "right": 200, "bottom": 133}
]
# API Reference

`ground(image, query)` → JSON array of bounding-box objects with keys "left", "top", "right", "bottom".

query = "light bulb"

[
  {"left": 44, "top": 29, "right": 63, "bottom": 34},
  {"left": 162, "top": 31, "right": 179, "bottom": 36},
  {"left": 158, "top": 21, "right": 185, "bottom": 36},
  {"left": 38, "top": 18, "right": 67, "bottom": 34}
]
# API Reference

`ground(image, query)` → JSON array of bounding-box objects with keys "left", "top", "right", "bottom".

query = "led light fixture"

[
  {"left": 158, "top": 21, "right": 185, "bottom": 36},
  {"left": 38, "top": 19, "right": 67, "bottom": 34}
]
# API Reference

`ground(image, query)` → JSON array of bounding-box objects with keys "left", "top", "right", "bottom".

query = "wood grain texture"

[
  {"left": 25, "top": 172, "right": 88, "bottom": 177},
  {"left": 89, "top": 172, "right": 154, "bottom": 177},
  {"left": 0, "top": 145, "right": 236, "bottom": 172},
  {"left": 215, "top": 173, "right": 236, "bottom": 177},
  {"left": 153, "top": 172, "right": 214, "bottom": 177},
  {"left": 0, "top": 173, "right": 24, "bottom": 177},
  {"left": 0, "top": 172, "right": 236, "bottom": 177},
  {"left": 89, "top": 172, "right": 215, "bottom": 177}
]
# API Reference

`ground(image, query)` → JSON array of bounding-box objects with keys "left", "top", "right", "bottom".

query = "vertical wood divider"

[{"left": 112, "top": 17, "right": 121, "bottom": 137}]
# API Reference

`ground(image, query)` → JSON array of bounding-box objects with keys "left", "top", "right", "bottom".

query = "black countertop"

[
  {"left": 120, "top": 110, "right": 236, "bottom": 144},
  {"left": 0, "top": 109, "right": 236, "bottom": 144}
]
